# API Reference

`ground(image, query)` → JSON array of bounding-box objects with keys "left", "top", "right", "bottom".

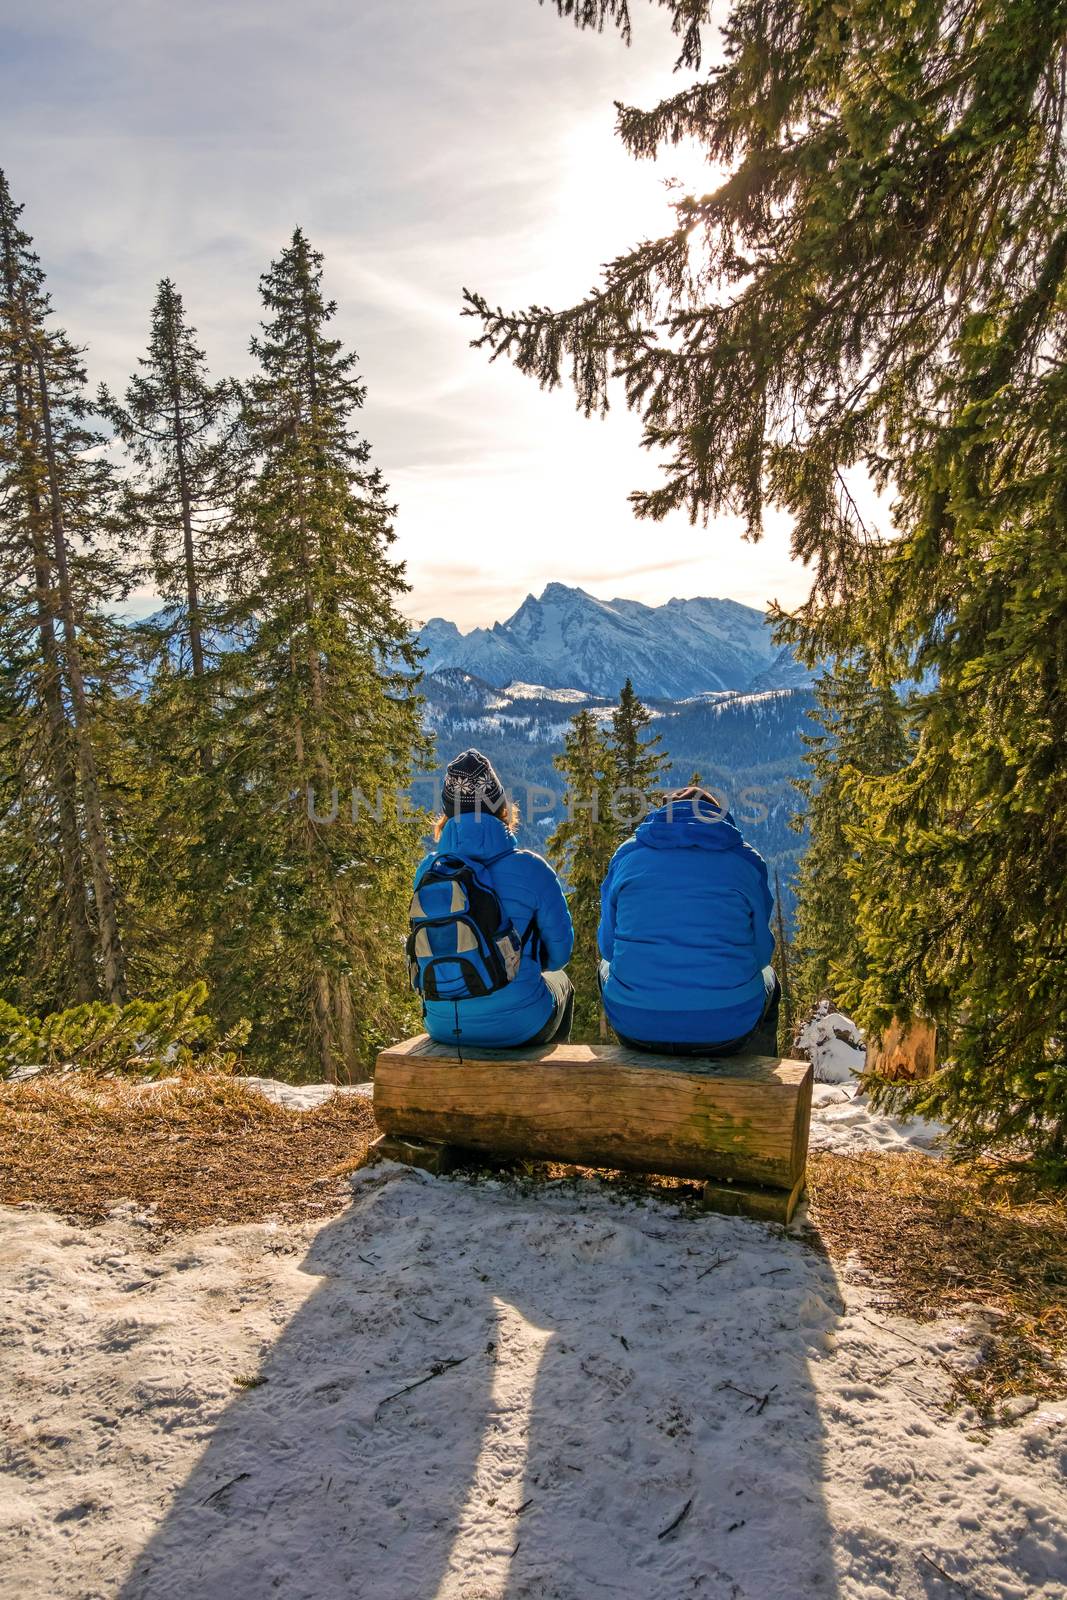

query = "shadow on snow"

[{"left": 118, "top": 1164, "right": 847, "bottom": 1600}]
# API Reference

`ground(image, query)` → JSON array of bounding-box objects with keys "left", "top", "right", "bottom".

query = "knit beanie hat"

[{"left": 441, "top": 748, "right": 507, "bottom": 817}]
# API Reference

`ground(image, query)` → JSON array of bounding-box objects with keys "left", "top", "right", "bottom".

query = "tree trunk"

[
  {"left": 0, "top": 238, "right": 97, "bottom": 998},
  {"left": 312, "top": 970, "right": 340, "bottom": 1084},
  {"left": 333, "top": 973, "right": 361, "bottom": 1084},
  {"left": 28, "top": 495, "right": 97, "bottom": 1001},
  {"left": 163, "top": 317, "right": 213, "bottom": 770},
  {"left": 33, "top": 343, "right": 129, "bottom": 1005},
  {"left": 774, "top": 869, "right": 793, "bottom": 1049}
]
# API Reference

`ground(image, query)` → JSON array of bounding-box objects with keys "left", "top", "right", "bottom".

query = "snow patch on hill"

[{"left": 503, "top": 682, "right": 592, "bottom": 703}]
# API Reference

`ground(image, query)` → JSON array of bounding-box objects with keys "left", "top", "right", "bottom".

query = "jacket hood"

[
  {"left": 634, "top": 797, "right": 745, "bottom": 853},
  {"left": 435, "top": 812, "right": 517, "bottom": 862}
]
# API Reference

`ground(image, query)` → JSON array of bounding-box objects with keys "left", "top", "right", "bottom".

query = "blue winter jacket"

[
  {"left": 416, "top": 813, "right": 574, "bottom": 1048},
  {"left": 598, "top": 797, "right": 775, "bottom": 1045}
]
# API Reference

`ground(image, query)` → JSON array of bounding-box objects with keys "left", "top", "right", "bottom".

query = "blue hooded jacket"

[
  {"left": 598, "top": 797, "right": 775, "bottom": 1045},
  {"left": 415, "top": 813, "right": 574, "bottom": 1048}
]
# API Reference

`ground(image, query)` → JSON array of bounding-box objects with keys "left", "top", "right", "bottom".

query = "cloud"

[{"left": 1, "top": 0, "right": 831, "bottom": 629}]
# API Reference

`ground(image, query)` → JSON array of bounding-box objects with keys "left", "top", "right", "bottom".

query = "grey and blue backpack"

[{"left": 406, "top": 850, "right": 535, "bottom": 1001}]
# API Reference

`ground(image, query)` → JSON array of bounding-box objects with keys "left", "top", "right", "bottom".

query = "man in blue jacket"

[
  {"left": 598, "top": 786, "right": 780, "bottom": 1056},
  {"left": 417, "top": 750, "right": 575, "bottom": 1049}
]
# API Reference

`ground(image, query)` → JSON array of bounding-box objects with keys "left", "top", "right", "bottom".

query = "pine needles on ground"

[
  {"left": 809, "top": 1152, "right": 1067, "bottom": 1415},
  {"left": 0, "top": 1078, "right": 375, "bottom": 1229}
]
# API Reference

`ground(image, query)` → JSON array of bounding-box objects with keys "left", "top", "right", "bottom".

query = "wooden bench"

[{"left": 368, "top": 1034, "right": 813, "bottom": 1223}]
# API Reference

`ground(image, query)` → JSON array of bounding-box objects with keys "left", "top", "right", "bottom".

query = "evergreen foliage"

[
  {"left": 610, "top": 676, "right": 670, "bottom": 838},
  {"left": 550, "top": 682, "right": 672, "bottom": 1038},
  {"left": 202, "top": 230, "right": 429, "bottom": 1081},
  {"left": 98, "top": 278, "right": 243, "bottom": 764},
  {"left": 0, "top": 982, "right": 248, "bottom": 1080},
  {"left": 548, "top": 709, "right": 618, "bottom": 1037},
  {"left": 94, "top": 282, "right": 246, "bottom": 1004},
  {"left": 469, "top": 1, "right": 1067, "bottom": 1159},
  {"left": 0, "top": 178, "right": 430, "bottom": 1081},
  {"left": 0, "top": 169, "right": 130, "bottom": 1007},
  {"left": 791, "top": 663, "right": 911, "bottom": 1014}
]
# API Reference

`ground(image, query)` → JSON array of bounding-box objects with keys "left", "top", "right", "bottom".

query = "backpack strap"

[
  {"left": 519, "top": 912, "right": 542, "bottom": 966},
  {"left": 481, "top": 852, "right": 540, "bottom": 958}
]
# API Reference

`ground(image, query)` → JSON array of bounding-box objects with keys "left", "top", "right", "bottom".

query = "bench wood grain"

[{"left": 372, "top": 1035, "right": 813, "bottom": 1208}]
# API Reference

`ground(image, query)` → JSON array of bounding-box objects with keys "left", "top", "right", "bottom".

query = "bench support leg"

[
  {"left": 701, "top": 1172, "right": 806, "bottom": 1225},
  {"left": 364, "top": 1133, "right": 459, "bottom": 1177}
]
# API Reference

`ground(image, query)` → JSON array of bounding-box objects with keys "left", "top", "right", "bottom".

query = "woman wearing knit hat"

[{"left": 409, "top": 749, "right": 574, "bottom": 1049}]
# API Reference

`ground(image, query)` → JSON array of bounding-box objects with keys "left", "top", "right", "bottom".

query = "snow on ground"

[
  {"left": 235, "top": 1076, "right": 373, "bottom": 1111},
  {"left": 792, "top": 1004, "right": 947, "bottom": 1155},
  {"left": 797, "top": 1005, "right": 868, "bottom": 1086},
  {"left": 4, "top": 1164, "right": 1066, "bottom": 1600},
  {"left": 809, "top": 1084, "right": 945, "bottom": 1156}
]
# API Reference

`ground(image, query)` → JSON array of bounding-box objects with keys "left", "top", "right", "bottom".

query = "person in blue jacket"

[
  {"left": 598, "top": 786, "right": 780, "bottom": 1055},
  {"left": 417, "top": 749, "right": 575, "bottom": 1049}
]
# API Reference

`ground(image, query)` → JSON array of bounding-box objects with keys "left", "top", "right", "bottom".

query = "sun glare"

[{"left": 542, "top": 114, "right": 722, "bottom": 301}]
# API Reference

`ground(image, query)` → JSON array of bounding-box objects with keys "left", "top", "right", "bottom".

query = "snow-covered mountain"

[
  {"left": 416, "top": 584, "right": 789, "bottom": 699},
  {"left": 748, "top": 641, "right": 819, "bottom": 693},
  {"left": 418, "top": 667, "right": 817, "bottom": 921}
]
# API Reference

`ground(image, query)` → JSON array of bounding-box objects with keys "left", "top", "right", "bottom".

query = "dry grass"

[
  {"left": 0, "top": 1076, "right": 376, "bottom": 1230},
  {"left": 808, "top": 1151, "right": 1067, "bottom": 1414}
]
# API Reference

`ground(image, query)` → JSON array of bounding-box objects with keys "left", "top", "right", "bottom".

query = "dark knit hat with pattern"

[{"left": 441, "top": 748, "right": 506, "bottom": 817}]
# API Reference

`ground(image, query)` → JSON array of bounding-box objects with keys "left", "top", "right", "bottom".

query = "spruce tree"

[
  {"left": 608, "top": 677, "right": 670, "bottom": 840},
  {"left": 206, "top": 229, "right": 427, "bottom": 1080},
  {"left": 0, "top": 174, "right": 93, "bottom": 1003},
  {"left": 98, "top": 279, "right": 242, "bottom": 767},
  {"left": 0, "top": 170, "right": 128, "bottom": 1005},
  {"left": 469, "top": 1, "right": 1067, "bottom": 1160},
  {"left": 548, "top": 709, "right": 618, "bottom": 1039},
  {"left": 791, "top": 663, "right": 911, "bottom": 1015}
]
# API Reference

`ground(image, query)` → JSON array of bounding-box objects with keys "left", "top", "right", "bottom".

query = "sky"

[{"left": 0, "top": 0, "right": 821, "bottom": 630}]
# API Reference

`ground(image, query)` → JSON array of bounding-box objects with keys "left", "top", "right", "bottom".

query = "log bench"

[{"left": 367, "top": 1034, "right": 814, "bottom": 1223}]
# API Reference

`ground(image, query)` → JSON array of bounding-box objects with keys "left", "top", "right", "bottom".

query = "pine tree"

[
  {"left": 0, "top": 174, "right": 93, "bottom": 1003},
  {"left": 468, "top": 2, "right": 1067, "bottom": 1160},
  {"left": 608, "top": 677, "right": 670, "bottom": 841},
  {"left": 0, "top": 169, "right": 128, "bottom": 1005},
  {"left": 791, "top": 663, "right": 911, "bottom": 1012},
  {"left": 31, "top": 338, "right": 130, "bottom": 1004},
  {"left": 772, "top": 868, "right": 793, "bottom": 1052},
  {"left": 205, "top": 229, "right": 428, "bottom": 1080},
  {"left": 98, "top": 279, "right": 242, "bottom": 767},
  {"left": 548, "top": 709, "right": 617, "bottom": 1039}
]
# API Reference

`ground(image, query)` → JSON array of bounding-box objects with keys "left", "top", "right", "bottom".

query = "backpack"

[{"left": 406, "top": 849, "right": 535, "bottom": 1002}]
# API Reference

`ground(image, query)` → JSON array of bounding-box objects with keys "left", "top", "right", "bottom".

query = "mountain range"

[
  {"left": 416, "top": 583, "right": 812, "bottom": 700},
  {"left": 418, "top": 668, "right": 815, "bottom": 920}
]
